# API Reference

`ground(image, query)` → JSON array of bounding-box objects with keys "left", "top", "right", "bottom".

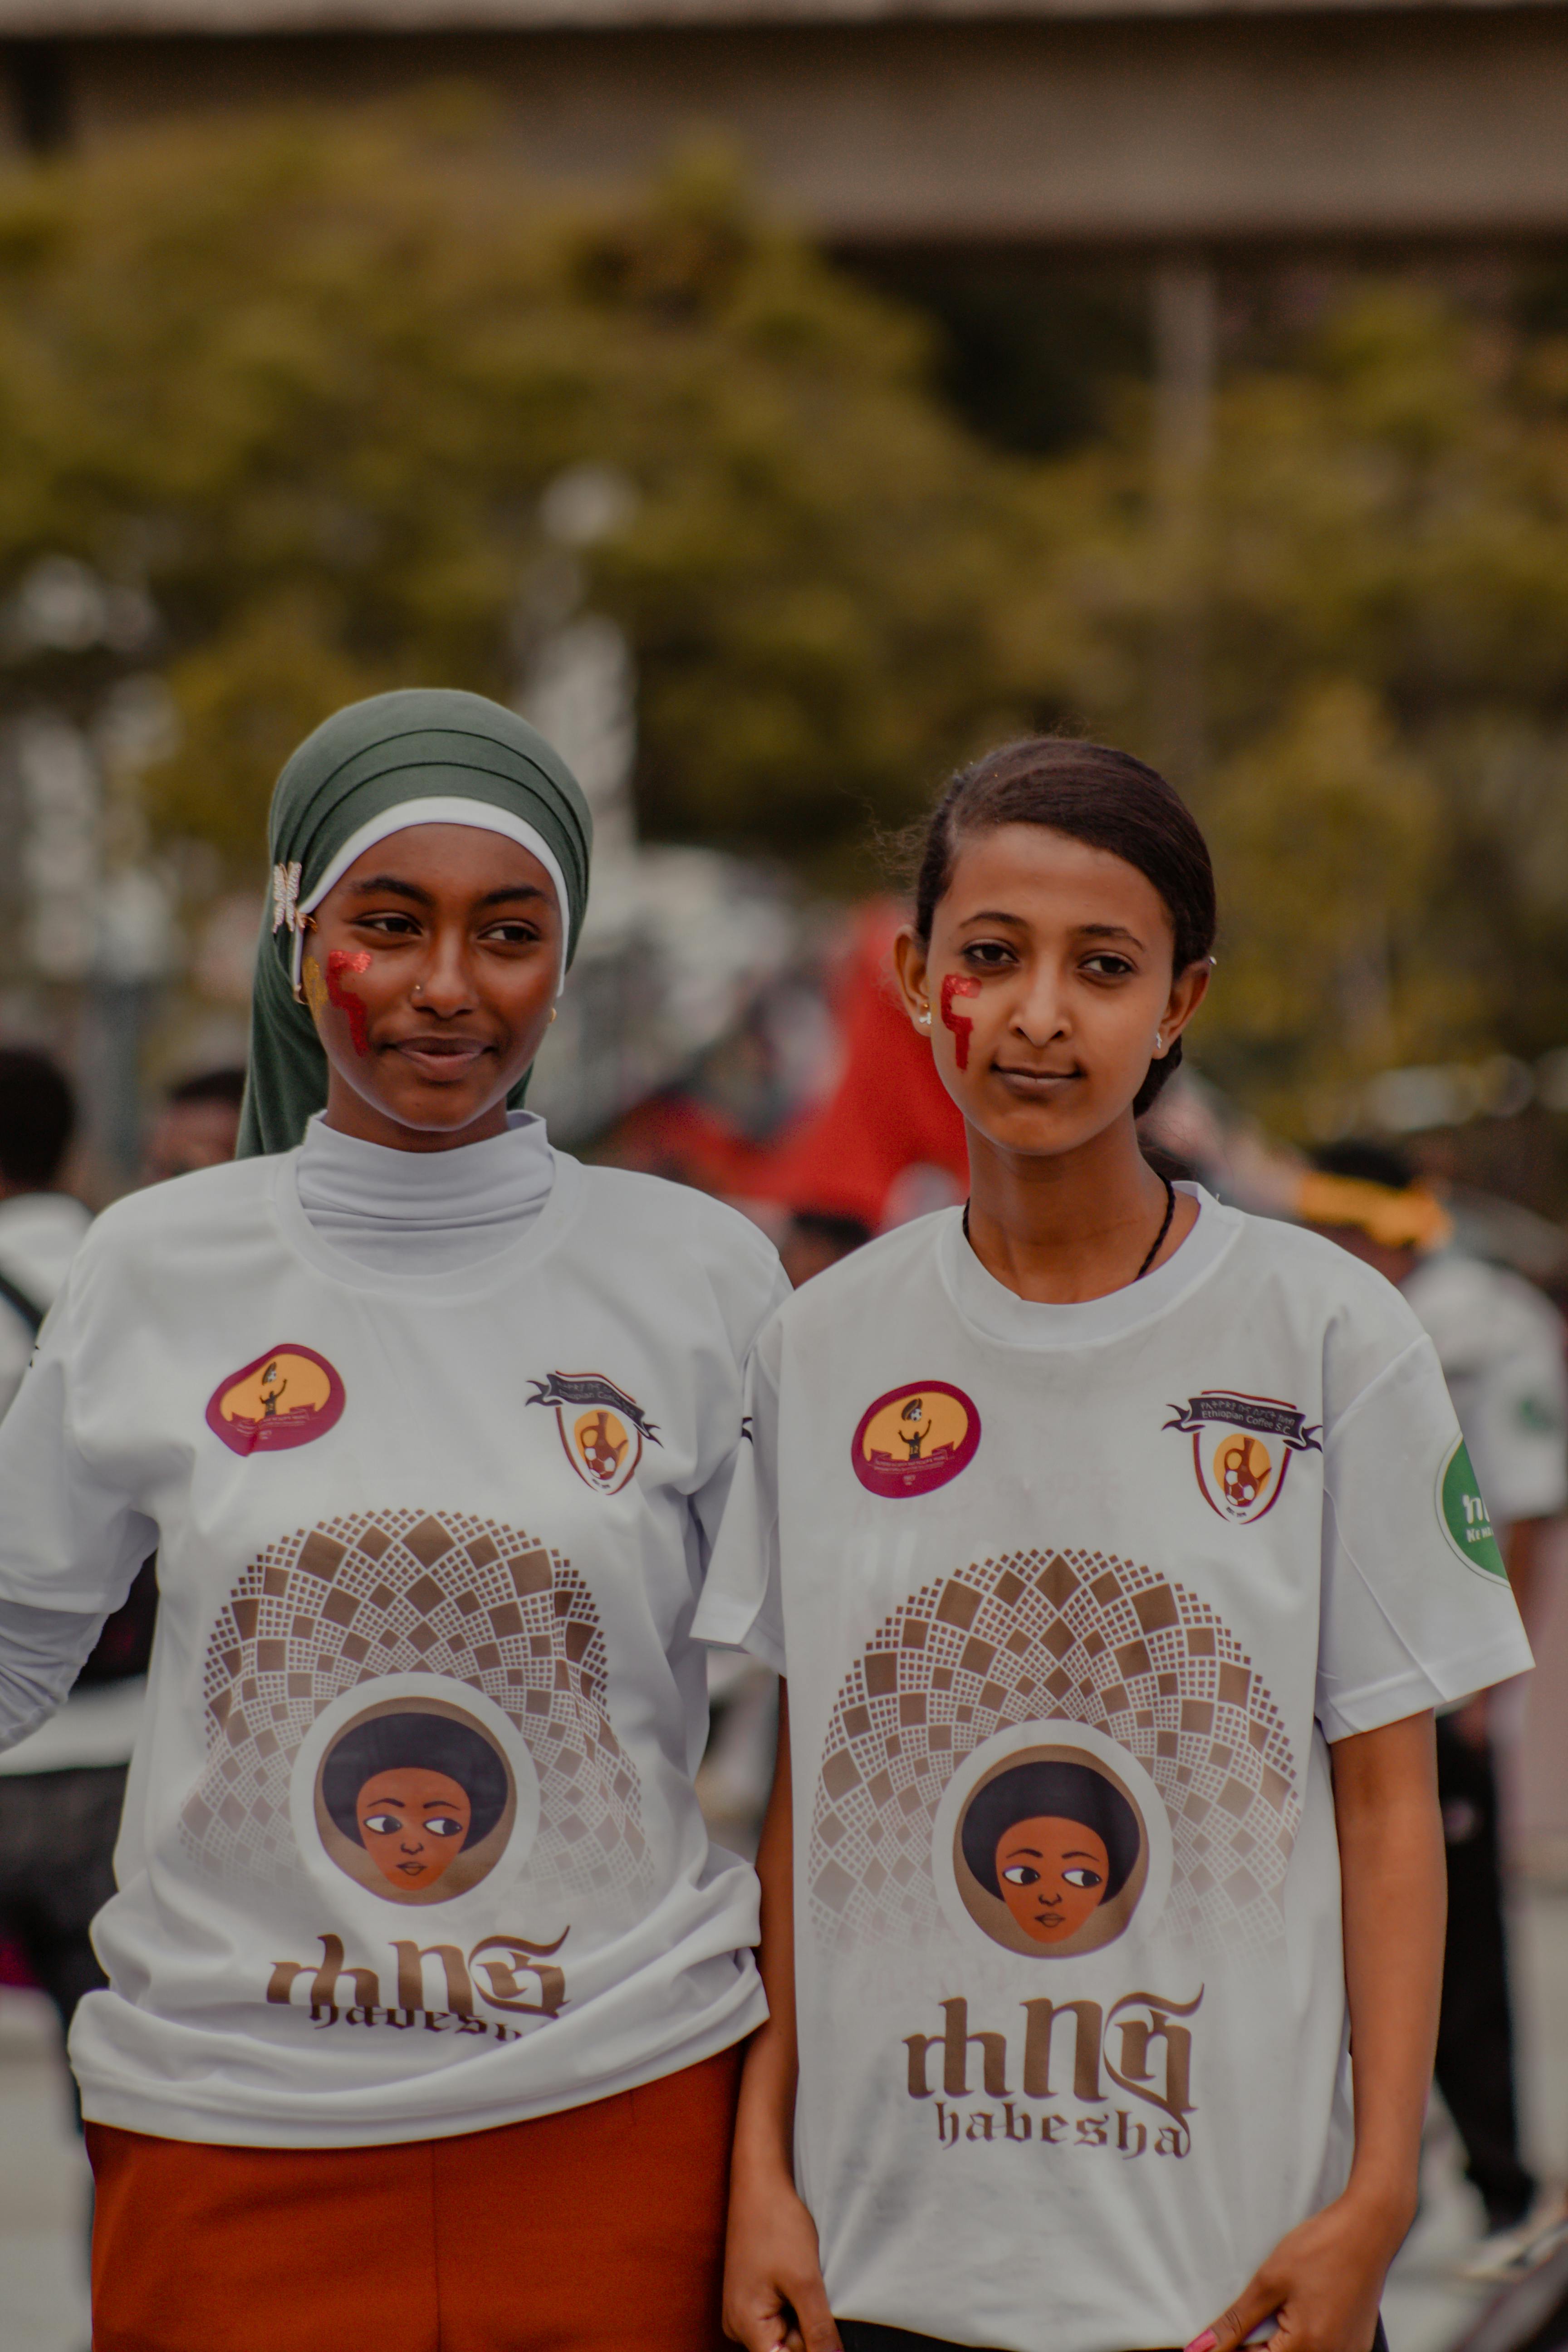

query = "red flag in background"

[{"left": 753, "top": 903, "right": 968, "bottom": 1232}]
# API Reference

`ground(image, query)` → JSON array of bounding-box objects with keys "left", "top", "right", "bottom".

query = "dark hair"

[
  {"left": 791, "top": 1210, "right": 872, "bottom": 1254},
  {"left": 321, "top": 1712, "right": 510, "bottom": 1847},
  {"left": 0, "top": 1048, "right": 75, "bottom": 1190},
  {"left": 168, "top": 1067, "right": 247, "bottom": 1109},
  {"left": 911, "top": 738, "right": 1217, "bottom": 1117},
  {"left": 1311, "top": 1139, "right": 1416, "bottom": 1194},
  {"left": 960, "top": 1759, "right": 1141, "bottom": 1903}
]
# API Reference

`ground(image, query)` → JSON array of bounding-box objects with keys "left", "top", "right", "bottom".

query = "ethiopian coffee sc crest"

[
  {"left": 1164, "top": 1390, "right": 1322, "bottom": 1524},
  {"left": 529, "top": 1372, "right": 661, "bottom": 1494}
]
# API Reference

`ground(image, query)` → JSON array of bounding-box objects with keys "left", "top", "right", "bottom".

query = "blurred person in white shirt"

[
  {"left": 0, "top": 1053, "right": 159, "bottom": 2111},
  {"left": 1304, "top": 1140, "right": 1568, "bottom": 2280}
]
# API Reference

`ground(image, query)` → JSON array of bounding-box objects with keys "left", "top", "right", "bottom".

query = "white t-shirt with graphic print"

[
  {"left": 0, "top": 1146, "right": 784, "bottom": 2149},
  {"left": 698, "top": 1186, "right": 1531, "bottom": 2352}
]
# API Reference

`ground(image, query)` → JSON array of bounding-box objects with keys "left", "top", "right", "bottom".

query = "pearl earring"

[{"left": 919, "top": 1007, "right": 932, "bottom": 1028}]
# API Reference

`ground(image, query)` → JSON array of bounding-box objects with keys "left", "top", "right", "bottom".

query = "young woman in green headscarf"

[{"left": 0, "top": 690, "right": 788, "bottom": 2351}]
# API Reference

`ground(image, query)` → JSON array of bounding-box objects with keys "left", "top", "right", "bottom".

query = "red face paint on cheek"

[
  {"left": 325, "top": 951, "right": 372, "bottom": 1057},
  {"left": 940, "top": 974, "right": 981, "bottom": 1070}
]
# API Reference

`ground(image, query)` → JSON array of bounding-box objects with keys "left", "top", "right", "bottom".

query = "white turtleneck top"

[
  {"left": 294, "top": 1111, "right": 555, "bottom": 1275},
  {"left": 0, "top": 1122, "right": 788, "bottom": 2148}
]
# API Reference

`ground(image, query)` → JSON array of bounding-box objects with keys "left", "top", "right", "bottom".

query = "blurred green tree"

[
  {"left": 1016, "top": 285, "right": 1568, "bottom": 1129},
  {"left": 5, "top": 108, "right": 1568, "bottom": 1137},
  {"left": 0, "top": 104, "right": 1039, "bottom": 888}
]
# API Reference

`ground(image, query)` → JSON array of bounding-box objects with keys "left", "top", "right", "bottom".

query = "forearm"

[
  {"left": 735, "top": 1681, "right": 799, "bottom": 2185},
  {"left": 1331, "top": 1710, "right": 1446, "bottom": 2227}
]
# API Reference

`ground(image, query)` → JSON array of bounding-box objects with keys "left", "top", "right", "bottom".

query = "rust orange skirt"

[{"left": 87, "top": 2040, "right": 743, "bottom": 2352}]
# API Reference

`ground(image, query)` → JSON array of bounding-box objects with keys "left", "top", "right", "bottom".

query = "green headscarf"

[{"left": 237, "top": 688, "right": 593, "bottom": 1157}]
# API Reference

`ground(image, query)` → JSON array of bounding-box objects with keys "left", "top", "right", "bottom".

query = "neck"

[
  {"left": 964, "top": 1112, "right": 1192, "bottom": 1304},
  {"left": 321, "top": 1080, "right": 511, "bottom": 1153}
]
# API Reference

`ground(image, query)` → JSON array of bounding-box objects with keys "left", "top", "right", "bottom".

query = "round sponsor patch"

[
  {"left": 206, "top": 1345, "right": 345, "bottom": 1455},
  {"left": 851, "top": 1381, "right": 980, "bottom": 1498},
  {"left": 1438, "top": 1438, "right": 1507, "bottom": 1580}
]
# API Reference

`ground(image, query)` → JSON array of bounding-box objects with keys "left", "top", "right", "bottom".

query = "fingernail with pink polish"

[{"left": 1186, "top": 2332, "right": 1218, "bottom": 2352}]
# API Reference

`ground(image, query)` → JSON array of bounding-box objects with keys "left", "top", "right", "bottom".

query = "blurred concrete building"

[{"left": 3, "top": 0, "right": 1567, "bottom": 255}]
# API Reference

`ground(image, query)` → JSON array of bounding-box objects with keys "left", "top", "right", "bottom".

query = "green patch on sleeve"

[{"left": 1438, "top": 1439, "right": 1508, "bottom": 1580}]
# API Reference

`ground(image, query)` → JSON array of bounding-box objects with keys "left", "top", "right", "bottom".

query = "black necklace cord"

[
  {"left": 1134, "top": 1176, "right": 1177, "bottom": 1281},
  {"left": 961, "top": 1176, "right": 1177, "bottom": 1285}
]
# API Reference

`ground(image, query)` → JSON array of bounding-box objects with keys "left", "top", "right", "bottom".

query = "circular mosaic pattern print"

[
  {"left": 809, "top": 1547, "right": 1300, "bottom": 1960},
  {"left": 183, "top": 1508, "right": 650, "bottom": 1916}
]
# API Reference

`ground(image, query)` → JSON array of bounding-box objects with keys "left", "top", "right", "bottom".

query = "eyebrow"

[
  {"left": 956, "top": 910, "right": 1146, "bottom": 948},
  {"left": 345, "top": 875, "right": 551, "bottom": 911}
]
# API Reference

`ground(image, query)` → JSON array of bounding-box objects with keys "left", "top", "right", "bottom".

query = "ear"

[
  {"left": 1159, "top": 958, "right": 1212, "bottom": 1053},
  {"left": 892, "top": 925, "right": 934, "bottom": 1035}
]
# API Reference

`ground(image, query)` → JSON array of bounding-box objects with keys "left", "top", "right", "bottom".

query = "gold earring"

[{"left": 549, "top": 1007, "right": 558, "bottom": 1024}]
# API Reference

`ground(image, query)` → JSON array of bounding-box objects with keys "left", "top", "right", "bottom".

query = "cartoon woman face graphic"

[
  {"left": 958, "top": 1756, "right": 1143, "bottom": 1955},
  {"left": 318, "top": 1707, "right": 512, "bottom": 1903},
  {"left": 994, "top": 1814, "right": 1112, "bottom": 1944},
  {"left": 356, "top": 1768, "right": 473, "bottom": 1893}
]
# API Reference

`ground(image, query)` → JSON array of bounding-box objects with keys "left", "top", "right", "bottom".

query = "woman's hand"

[
  {"left": 1186, "top": 2183, "right": 1408, "bottom": 2352},
  {"left": 722, "top": 2163, "right": 842, "bottom": 2352}
]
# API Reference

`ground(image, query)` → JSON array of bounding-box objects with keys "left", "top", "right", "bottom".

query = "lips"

[
  {"left": 387, "top": 1036, "right": 493, "bottom": 1075},
  {"left": 994, "top": 1065, "right": 1081, "bottom": 1093}
]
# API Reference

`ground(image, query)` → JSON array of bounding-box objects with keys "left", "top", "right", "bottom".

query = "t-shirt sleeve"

[
  {"left": 0, "top": 1255, "right": 155, "bottom": 1620},
  {"left": 692, "top": 1314, "right": 786, "bottom": 1672},
  {"left": 1317, "top": 1329, "right": 1534, "bottom": 1740},
  {"left": 687, "top": 1241, "right": 791, "bottom": 1575}
]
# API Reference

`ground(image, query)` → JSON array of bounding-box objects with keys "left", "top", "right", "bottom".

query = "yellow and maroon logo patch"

[
  {"left": 528, "top": 1371, "right": 660, "bottom": 1495},
  {"left": 206, "top": 1345, "right": 346, "bottom": 1456},
  {"left": 852, "top": 1380, "right": 981, "bottom": 1499},
  {"left": 1163, "top": 1390, "right": 1321, "bottom": 1524}
]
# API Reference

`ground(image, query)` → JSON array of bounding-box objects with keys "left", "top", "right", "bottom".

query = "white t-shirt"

[
  {"left": 698, "top": 1188, "right": 1531, "bottom": 2352},
  {"left": 0, "top": 1145, "right": 784, "bottom": 2148},
  {"left": 1402, "top": 1251, "right": 1568, "bottom": 1533}
]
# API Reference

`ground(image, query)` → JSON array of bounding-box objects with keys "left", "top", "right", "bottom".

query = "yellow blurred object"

[{"left": 1296, "top": 1171, "right": 1454, "bottom": 1253}]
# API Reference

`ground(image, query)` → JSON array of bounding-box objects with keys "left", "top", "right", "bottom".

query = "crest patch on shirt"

[
  {"left": 1163, "top": 1390, "right": 1322, "bottom": 1524},
  {"left": 851, "top": 1381, "right": 981, "bottom": 1499},
  {"left": 528, "top": 1371, "right": 659, "bottom": 1495},
  {"left": 206, "top": 1345, "right": 346, "bottom": 1456}
]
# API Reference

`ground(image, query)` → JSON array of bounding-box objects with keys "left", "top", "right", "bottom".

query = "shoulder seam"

[{"left": 1323, "top": 1333, "right": 1436, "bottom": 1451}]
